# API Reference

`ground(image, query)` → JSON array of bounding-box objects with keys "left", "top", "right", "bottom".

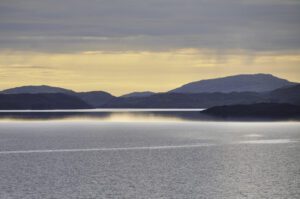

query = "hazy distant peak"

[
  {"left": 169, "top": 74, "right": 296, "bottom": 93},
  {"left": 78, "top": 90, "right": 114, "bottom": 97},
  {"left": 1, "top": 85, "right": 75, "bottom": 94},
  {"left": 121, "top": 91, "right": 155, "bottom": 98}
]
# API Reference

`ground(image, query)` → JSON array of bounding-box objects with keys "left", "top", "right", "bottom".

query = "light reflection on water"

[
  {"left": 0, "top": 110, "right": 211, "bottom": 122},
  {"left": 0, "top": 108, "right": 205, "bottom": 113},
  {"left": 0, "top": 109, "right": 300, "bottom": 122},
  {"left": 237, "top": 139, "right": 296, "bottom": 144}
]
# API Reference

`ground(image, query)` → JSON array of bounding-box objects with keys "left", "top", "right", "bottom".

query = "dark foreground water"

[{"left": 0, "top": 110, "right": 299, "bottom": 198}]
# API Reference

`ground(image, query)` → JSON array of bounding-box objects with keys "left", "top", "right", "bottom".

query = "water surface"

[{"left": 0, "top": 110, "right": 299, "bottom": 198}]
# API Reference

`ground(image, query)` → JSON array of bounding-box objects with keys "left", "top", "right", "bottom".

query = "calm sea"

[{"left": 0, "top": 110, "right": 299, "bottom": 198}]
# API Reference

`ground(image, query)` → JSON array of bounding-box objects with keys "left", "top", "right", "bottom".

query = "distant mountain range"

[
  {"left": 169, "top": 74, "right": 296, "bottom": 93},
  {"left": 102, "top": 84, "right": 300, "bottom": 108},
  {"left": 0, "top": 74, "right": 299, "bottom": 110}
]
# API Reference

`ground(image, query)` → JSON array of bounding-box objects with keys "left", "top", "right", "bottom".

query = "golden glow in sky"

[{"left": 1, "top": 49, "right": 299, "bottom": 95}]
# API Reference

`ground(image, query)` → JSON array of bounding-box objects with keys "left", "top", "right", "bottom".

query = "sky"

[{"left": 0, "top": 0, "right": 300, "bottom": 95}]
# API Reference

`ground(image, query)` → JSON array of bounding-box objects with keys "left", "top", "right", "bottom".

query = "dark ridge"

[
  {"left": 267, "top": 84, "right": 300, "bottom": 105},
  {"left": 202, "top": 103, "right": 300, "bottom": 120},
  {"left": 75, "top": 91, "right": 116, "bottom": 107},
  {"left": 0, "top": 93, "right": 92, "bottom": 110},
  {"left": 103, "top": 92, "right": 266, "bottom": 108},
  {"left": 0, "top": 85, "right": 116, "bottom": 108},
  {"left": 103, "top": 84, "right": 300, "bottom": 108}
]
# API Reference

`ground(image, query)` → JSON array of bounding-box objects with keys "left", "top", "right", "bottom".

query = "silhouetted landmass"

[
  {"left": 267, "top": 85, "right": 300, "bottom": 105},
  {"left": 0, "top": 74, "right": 299, "bottom": 110},
  {"left": 170, "top": 74, "right": 296, "bottom": 93},
  {"left": 121, "top": 91, "right": 156, "bottom": 98},
  {"left": 202, "top": 103, "right": 300, "bottom": 120},
  {"left": 75, "top": 91, "right": 116, "bottom": 107},
  {"left": 0, "top": 112, "right": 111, "bottom": 120},
  {"left": 0, "top": 85, "right": 115, "bottom": 108},
  {"left": 103, "top": 84, "right": 300, "bottom": 108},
  {"left": 0, "top": 93, "right": 92, "bottom": 110},
  {"left": 103, "top": 92, "right": 266, "bottom": 108},
  {"left": 1, "top": 85, "right": 299, "bottom": 109}
]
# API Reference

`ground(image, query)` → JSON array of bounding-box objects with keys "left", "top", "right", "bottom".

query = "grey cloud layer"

[{"left": 0, "top": 0, "right": 299, "bottom": 52}]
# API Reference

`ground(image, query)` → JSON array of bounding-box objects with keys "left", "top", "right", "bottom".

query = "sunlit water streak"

[
  {"left": 237, "top": 139, "right": 297, "bottom": 144},
  {"left": 0, "top": 143, "right": 215, "bottom": 155},
  {"left": 0, "top": 139, "right": 297, "bottom": 155}
]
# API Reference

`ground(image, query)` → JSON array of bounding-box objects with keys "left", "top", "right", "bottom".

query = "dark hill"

[
  {"left": 75, "top": 91, "right": 116, "bottom": 107},
  {"left": 0, "top": 93, "right": 92, "bottom": 110},
  {"left": 202, "top": 103, "right": 300, "bottom": 120}
]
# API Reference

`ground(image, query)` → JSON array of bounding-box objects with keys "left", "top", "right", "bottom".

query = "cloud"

[
  {"left": 0, "top": 0, "right": 299, "bottom": 53},
  {"left": 0, "top": 64, "right": 54, "bottom": 70}
]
